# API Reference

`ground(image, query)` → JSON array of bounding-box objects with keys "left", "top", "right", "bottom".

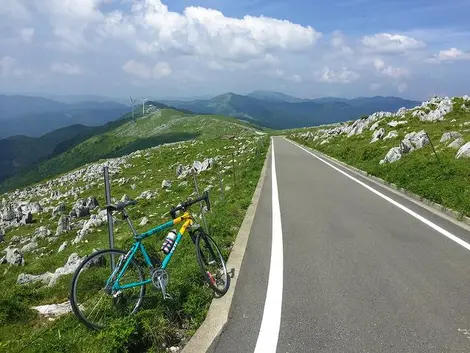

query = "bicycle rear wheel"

[
  {"left": 70, "top": 249, "right": 146, "bottom": 330},
  {"left": 195, "top": 231, "right": 230, "bottom": 295}
]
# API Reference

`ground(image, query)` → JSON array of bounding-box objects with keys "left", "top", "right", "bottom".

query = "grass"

[
  {"left": 0, "top": 127, "right": 269, "bottom": 352},
  {"left": 288, "top": 97, "right": 470, "bottom": 218},
  {"left": 0, "top": 109, "right": 261, "bottom": 194}
]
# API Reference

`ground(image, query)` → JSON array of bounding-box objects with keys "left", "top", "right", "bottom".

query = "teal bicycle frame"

[{"left": 107, "top": 210, "right": 195, "bottom": 291}]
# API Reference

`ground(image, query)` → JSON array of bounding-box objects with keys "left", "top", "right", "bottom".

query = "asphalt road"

[{"left": 213, "top": 137, "right": 470, "bottom": 353}]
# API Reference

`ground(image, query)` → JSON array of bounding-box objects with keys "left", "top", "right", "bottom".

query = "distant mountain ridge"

[
  {"left": 0, "top": 95, "right": 130, "bottom": 138},
  {"left": 161, "top": 91, "right": 420, "bottom": 129}
]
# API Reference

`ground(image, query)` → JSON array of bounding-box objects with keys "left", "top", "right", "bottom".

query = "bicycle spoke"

[{"left": 71, "top": 249, "right": 146, "bottom": 330}]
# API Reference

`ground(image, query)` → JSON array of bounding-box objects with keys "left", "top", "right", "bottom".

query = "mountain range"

[
  {"left": 161, "top": 92, "right": 420, "bottom": 129},
  {"left": 0, "top": 95, "right": 130, "bottom": 138},
  {"left": 0, "top": 90, "right": 421, "bottom": 190}
]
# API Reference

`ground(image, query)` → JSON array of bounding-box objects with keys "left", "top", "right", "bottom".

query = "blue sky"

[{"left": 1, "top": 0, "right": 469, "bottom": 101}]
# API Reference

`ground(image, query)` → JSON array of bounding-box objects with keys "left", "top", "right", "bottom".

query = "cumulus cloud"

[
  {"left": 373, "top": 58, "right": 409, "bottom": 79},
  {"left": 436, "top": 47, "right": 470, "bottom": 61},
  {"left": 122, "top": 60, "right": 172, "bottom": 80},
  {"left": 127, "top": 0, "right": 321, "bottom": 64},
  {"left": 20, "top": 28, "right": 35, "bottom": 43},
  {"left": 50, "top": 62, "right": 83, "bottom": 75},
  {"left": 331, "top": 30, "right": 353, "bottom": 55},
  {"left": 316, "top": 66, "right": 359, "bottom": 83},
  {"left": 0, "top": 56, "right": 30, "bottom": 78},
  {"left": 362, "top": 33, "right": 425, "bottom": 53}
]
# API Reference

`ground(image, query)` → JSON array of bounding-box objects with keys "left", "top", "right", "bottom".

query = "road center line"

[
  {"left": 286, "top": 138, "right": 470, "bottom": 252},
  {"left": 253, "top": 138, "right": 284, "bottom": 353}
]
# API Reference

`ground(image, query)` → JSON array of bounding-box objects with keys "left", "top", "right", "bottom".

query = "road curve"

[{"left": 212, "top": 137, "right": 470, "bottom": 353}]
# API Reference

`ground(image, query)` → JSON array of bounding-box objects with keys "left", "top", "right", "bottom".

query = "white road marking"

[
  {"left": 286, "top": 138, "right": 470, "bottom": 252},
  {"left": 254, "top": 138, "right": 284, "bottom": 353}
]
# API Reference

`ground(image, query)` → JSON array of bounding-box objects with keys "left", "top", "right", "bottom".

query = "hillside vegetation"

[
  {"left": 162, "top": 92, "right": 419, "bottom": 129},
  {"left": 0, "top": 125, "right": 268, "bottom": 352},
  {"left": 0, "top": 108, "right": 262, "bottom": 193},
  {"left": 289, "top": 95, "right": 470, "bottom": 218}
]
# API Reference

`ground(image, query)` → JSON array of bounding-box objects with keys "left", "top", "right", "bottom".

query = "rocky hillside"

[
  {"left": 0, "top": 131, "right": 268, "bottom": 352},
  {"left": 0, "top": 108, "right": 263, "bottom": 193},
  {"left": 289, "top": 95, "right": 470, "bottom": 218}
]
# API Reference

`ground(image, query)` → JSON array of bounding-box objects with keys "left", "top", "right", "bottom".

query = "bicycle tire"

[
  {"left": 70, "top": 248, "right": 146, "bottom": 330},
  {"left": 195, "top": 231, "right": 230, "bottom": 295}
]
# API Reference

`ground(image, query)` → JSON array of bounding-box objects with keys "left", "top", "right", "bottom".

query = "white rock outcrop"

[
  {"left": 370, "top": 128, "right": 386, "bottom": 143},
  {"left": 456, "top": 142, "right": 470, "bottom": 159},
  {"left": 380, "top": 147, "right": 402, "bottom": 164},
  {"left": 440, "top": 132, "right": 462, "bottom": 143},
  {"left": 384, "top": 130, "right": 398, "bottom": 140}
]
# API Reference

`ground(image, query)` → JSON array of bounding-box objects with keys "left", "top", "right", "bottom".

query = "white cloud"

[
  {"left": 316, "top": 66, "right": 359, "bottom": 83},
  {"left": 50, "top": 62, "right": 83, "bottom": 75},
  {"left": 0, "top": 56, "right": 30, "bottom": 78},
  {"left": 153, "top": 62, "right": 172, "bottom": 78},
  {"left": 0, "top": 56, "right": 16, "bottom": 77},
  {"left": 331, "top": 30, "right": 353, "bottom": 55},
  {"left": 122, "top": 60, "right": 172, "bottom": 80},
  {"left": 373, "top": 58, "right": 409, "bottom": 79},
  {"left": 125, "top": 0, "right": 321, "bottom": 63},
  {"left": 436, "top": 47, "right": 470, "bottom": 61},
  {"left": 20, "top": 28, "right": 35, "bottom": 43},
  {"left": 362, "top": 33, "right": 425, "bottom": 53}
]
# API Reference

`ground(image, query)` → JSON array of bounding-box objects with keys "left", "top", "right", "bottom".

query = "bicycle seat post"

[{"left": 122, "top": 209, "right": 138, "bottom": 237}]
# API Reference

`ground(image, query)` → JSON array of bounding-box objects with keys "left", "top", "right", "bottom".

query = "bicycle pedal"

[{"left": 163, "top": 292, "right": 174, "bottom": 300}]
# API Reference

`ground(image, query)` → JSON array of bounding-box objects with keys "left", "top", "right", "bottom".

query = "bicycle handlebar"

[{"left": 170, "top": 191, "right": 210, "bottom": 219}]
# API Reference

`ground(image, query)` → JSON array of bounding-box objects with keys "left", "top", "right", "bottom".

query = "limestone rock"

[
  {"left": 58, "top": 241, "right": 68, "bottom": 253},
  {"left": 139, "top": 217, "right": 149, "bottom": 226},
  {"left": 440, "top": 132, "right": 462, "bottom": 143},
  {"left": 5, "top": 248, "right": 24, "bottom": 266},
  {"left": 380, "top": 147, "right": 402, "bottom": 165},
  {"left": 383, "top": 130, "right": 398, "bottom": 140},
  {"left": 370, "top": 128, "right": 385, "bottom": 143},
  {"left": 56, "top": 215, "right": 71, "bottom": 236},
  {"left": 21, "top": 241, "right": 38, "bottom": 253},
  {"left": 448, "top": 138, "right": 465, "bottom": 149},
  {"left": 162, "top": 180, "right": 172, "bottom": 189},
  {"left": 456, "top": 142, "right": 470, "bottom": 159},
  {"left": 32, "top": 301, "right": 74, "bottom": 317}
]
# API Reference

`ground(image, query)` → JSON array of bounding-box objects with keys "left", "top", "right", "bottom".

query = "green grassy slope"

[
  {"left": 0, "top": 109, "right": 260, "bottom": 193},
  {"left": 0, "top": 130, "right": 268, "bottom": 352},
  {"left": 288, "top": 96, "right": 470, "bottom": 217},
  {"left": 0, "top": 114, "right": 136, "bottom": 183}
]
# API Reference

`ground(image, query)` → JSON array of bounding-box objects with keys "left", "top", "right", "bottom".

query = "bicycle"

[{"left": 69, "top": 191, "right": 230, "bottom": 330}]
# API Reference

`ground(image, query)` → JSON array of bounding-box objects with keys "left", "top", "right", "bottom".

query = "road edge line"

[
  {"left": 253, "top": 138, "right": 283, "bottom": 353},
  {"left": 181, "top": 141, "right": 272, "bottom": 353},
  {"left": 285, "top": 137, "right": 470, "bottom": 233}
]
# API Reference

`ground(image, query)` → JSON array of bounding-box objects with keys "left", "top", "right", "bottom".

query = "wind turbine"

[
  {"left": 141, "top": 97, "right": 149, "bottom": 115},
  {"left": 129, "top": 96, "right": 136, "bottom": 120}
]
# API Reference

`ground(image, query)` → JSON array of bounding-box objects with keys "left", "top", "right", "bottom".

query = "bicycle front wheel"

[
  {"left": 70, "top": 249, "right": 146, "bottom": 330},
  {"left": 195, "top": 231, "right": 230, "bottom": 295}
]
